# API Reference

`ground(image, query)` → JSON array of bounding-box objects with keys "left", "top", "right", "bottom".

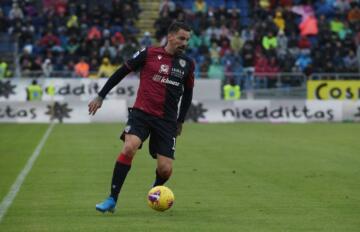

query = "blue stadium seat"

[
  {"left": 226, "top": 0, "right": 237, "bottom": 9},
  {"left": 184, "top": 0, "right": 194, "bottom": 9},
  {"left": 2, "top": 5, "right": 11, "bottom": 17},
  {"left": 240, "top": 9, "right": 249, "bottom": 17},
  {"left": 238, "top": 0, "right": 249, "bottom": 8},
  {"left": 240, "top": 17, "right": 251, "bottom": 27},
  {"left": 209, "top": 0, "right": 224, "bottom": 8},
  {"left": 172, "top": 0, "right": 183, "bottom": 4}
]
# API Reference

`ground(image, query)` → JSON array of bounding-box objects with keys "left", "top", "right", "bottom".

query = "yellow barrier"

[{"left": 307, "top": 81, "right": 360, "bottom": 100}]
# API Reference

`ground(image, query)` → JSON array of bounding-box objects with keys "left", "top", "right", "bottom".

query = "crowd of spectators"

[
  {"left": 0, "top": 0, "right": 360, "bottom": 90},
  {"left": 0, "top": 0, "right": 141, "bottom": 78},
  {"left": 155, "top": 0, "right": 360, "bottom": 88}
]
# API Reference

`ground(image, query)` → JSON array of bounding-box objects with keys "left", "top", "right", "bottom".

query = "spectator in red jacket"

[
  {"left": 87, "top": 26, "right": 102, "bottom": 41},
  {"left": 39, "top": 32, "right": 61, "bottom": 48},
  {"left": 298, "top": 35, "right": 312, "bottom": 49}
]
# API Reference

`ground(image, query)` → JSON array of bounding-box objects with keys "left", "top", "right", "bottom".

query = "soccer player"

[{"left": 88, "top": 21, "right": 195, "bottom": 213}]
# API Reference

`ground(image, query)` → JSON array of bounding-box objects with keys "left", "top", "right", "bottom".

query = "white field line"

[{"left": 0, "top": 123, "right": 55, "bottom": 223}]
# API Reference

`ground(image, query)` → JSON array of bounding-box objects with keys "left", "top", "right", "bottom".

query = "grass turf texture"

[{"left": 0, "top": 123, "right": 359, "bottom": 232}]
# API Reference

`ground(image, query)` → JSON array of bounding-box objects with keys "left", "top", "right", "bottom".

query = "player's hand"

[
  {"left": 176, "top": 123, "right": 183, "bottom": 136},
  {"left": 88, "top": 96, "right": 103, "bottom": 115}
]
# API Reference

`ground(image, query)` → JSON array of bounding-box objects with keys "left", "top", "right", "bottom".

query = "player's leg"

[
  {"left": 96, "top": 109, "right": 150, "bottom": 213},
  {"left": 153, "top": 154, "right": 173, "bottom": 187},
  {"left": 149, "top": 119, "right": 177, "bottom": 187},
  {"left": 110, "top": 134, "right": 142, "bottom": 201},
  {"left": 96, "top": 134, "right": 142, "bottom": 213}
]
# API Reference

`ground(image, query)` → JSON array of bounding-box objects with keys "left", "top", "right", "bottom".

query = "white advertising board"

[
  {"left": 1, "top": 100, "right": 359, "bottom": 123},
  {"left": 184, "top": 100, "right": 357, "bottom": 123},
  {"left": 0, "top": 100, "right": 127, "bottom": 123},
  {"left": 0, "top": 78, "right": 221, "bottom": 101}
]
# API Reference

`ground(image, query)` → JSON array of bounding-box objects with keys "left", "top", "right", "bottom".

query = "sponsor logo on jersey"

[
  {"left": 152, "top": 74, "right": 180, "bottom": 87},
  {"left": 171, "top": 68, "right": 184, "bottom": 79},
  {"left": 132, "top": 48, "right": 145, "bottom": 58},
  {"left": 159, "top": 64, "right": 170, "bottom": 75}
]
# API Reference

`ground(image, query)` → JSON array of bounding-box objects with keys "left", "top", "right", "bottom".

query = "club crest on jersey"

[
  {"left": 157, "top": 55, "right": 162, "bottom": 60},
  {"left": 179, "top": 59, "right": 186, "bottom": 68},
  {"left": 159, "top": 64, "right": 169, "bottom": 75}
]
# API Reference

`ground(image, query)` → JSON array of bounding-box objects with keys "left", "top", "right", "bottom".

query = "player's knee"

[
  {"left": 157, "top": 165, "right": 172, "bottom": 179},
  {"left": 122, "top": 143, "right": 137, "bottom": 157}
]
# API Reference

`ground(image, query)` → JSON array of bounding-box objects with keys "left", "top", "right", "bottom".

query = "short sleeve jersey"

[{"left": 125, "top": 46, "right": 195, "bottom": 121}]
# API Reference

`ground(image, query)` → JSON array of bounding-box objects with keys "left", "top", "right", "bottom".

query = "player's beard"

[{"left": 176, "top": 46, "right": 186, "bottom": 54}]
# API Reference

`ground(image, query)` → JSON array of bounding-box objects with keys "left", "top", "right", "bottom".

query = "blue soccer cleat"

[{"left": 95, "top": 197, "right": 116, "bottom": 213}]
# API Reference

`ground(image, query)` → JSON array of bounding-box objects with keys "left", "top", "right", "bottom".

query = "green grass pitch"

[{"left": 0, "top": 123, "right": 359, "bottom": 232}]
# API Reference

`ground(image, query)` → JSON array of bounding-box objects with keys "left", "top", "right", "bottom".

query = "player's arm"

[
  {"left": 177, "top": 87, "right": 193, "bottom": 135},
  {"left": 88, "top": 65, "right": 131, "bottom": 115},
  {"left": 176, "top": 61, "right": 195, "bottom": 135},
  {"left": 88, "top": 48, "right": 147, "bottom": 115}
]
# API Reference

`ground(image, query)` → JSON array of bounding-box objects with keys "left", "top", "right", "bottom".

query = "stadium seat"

[
  {"left": 226, "top": 0, "right": 237, "bottom": 9},
  {"left": 210, "top": 0, "right": 224, "bottom": 8}
]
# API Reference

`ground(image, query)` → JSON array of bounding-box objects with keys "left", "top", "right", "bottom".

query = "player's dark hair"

[{"left": 167, "top": 21, "right": 191, "bottom": 34}]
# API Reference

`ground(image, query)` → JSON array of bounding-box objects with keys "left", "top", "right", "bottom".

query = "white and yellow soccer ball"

[{"left": 147, "top": 186, "right": 175, "bottom": 211}]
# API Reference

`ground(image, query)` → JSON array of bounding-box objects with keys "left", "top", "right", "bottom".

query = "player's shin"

[
  {"left": 110, "top": 153, "right": 133, "bottom": 202},
  {"left": 152, "top": 168, "right": 171, "bottom": 187}
]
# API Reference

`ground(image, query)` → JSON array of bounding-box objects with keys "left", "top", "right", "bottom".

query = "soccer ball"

[{"left": 147, "top": 186, "right": 175, "bottom": 211}]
